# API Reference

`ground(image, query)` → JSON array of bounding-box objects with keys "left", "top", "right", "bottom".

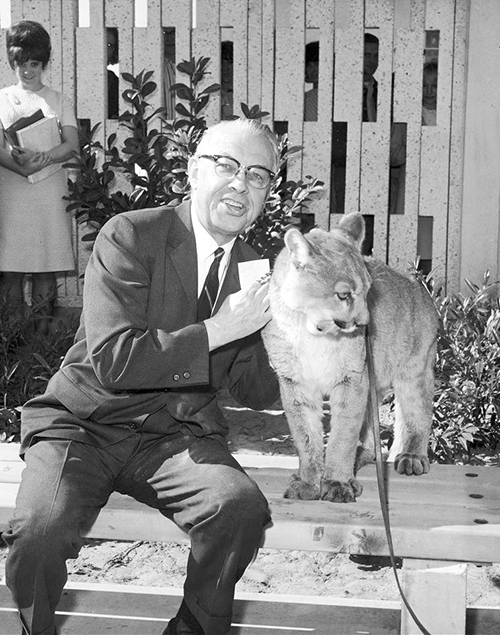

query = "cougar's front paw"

[
  {"left": 320, "top": 478, "right": 363, "bottom": 503},
  {"left": 395, "top": 453, "right": 430, "bottom": 476},
  {"left": 283, "top": 474, "right": 321, "bottom": 500}
]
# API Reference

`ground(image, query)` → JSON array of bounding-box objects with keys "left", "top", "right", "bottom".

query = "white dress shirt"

[{"left": 190, "top": 208, "right": 236, "bottom": 300}]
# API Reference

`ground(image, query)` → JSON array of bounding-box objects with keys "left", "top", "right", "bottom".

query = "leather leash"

[{"left": 365, "top": 328, "right": 432, "bottom": 635}]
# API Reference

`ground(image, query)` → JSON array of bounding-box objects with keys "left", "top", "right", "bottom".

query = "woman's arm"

[
  {"left": 43, "top": 124, "right": 79, "bottom": 164},
  {"left": 0, "top": 142, "right": 44, "bottom": 176},
  {"left": 10, "top": 124, "right": 79, "bottom": 173}
]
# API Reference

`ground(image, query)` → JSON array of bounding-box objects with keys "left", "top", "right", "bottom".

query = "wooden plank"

[
  {"left": 2, "top": 457, "right": 500, "bottom": 563},
  {"left": 401, "top": 559, "right": 467, "bottom": 634},
  {"left": 3, "top": 581, "right": 500, "bottom": 635},
  {"left": 0, "top": 581, "right": 403, "bottom": 635}
]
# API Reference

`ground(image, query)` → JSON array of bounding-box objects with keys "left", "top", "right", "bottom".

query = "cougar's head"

[{"left": 272, "top": 213, "right": 371, "bottom": 336}]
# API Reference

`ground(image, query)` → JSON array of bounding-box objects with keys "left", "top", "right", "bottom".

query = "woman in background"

[{"left": 0, "top": 20, "right": 78, "bottom": 330}]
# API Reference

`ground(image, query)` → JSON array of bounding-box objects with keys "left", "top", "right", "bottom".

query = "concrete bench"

[{"left": 1, "top": 442, "right": 500, "bottom": 634}]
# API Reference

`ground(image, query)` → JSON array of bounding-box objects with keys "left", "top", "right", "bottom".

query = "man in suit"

[
  {"left": 3, "top": 118, "right": 281, "bottom": 635},
  {"left": 362, "top": 32, "right": 379, "bottom": 122}
]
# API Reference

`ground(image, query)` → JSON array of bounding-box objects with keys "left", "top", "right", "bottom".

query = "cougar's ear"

[
  {"left": 338, "top": 212, "right": 365, "bottom": 251},
  {"left": 284, "top": 227, "right": 311, "bottom": 268}
]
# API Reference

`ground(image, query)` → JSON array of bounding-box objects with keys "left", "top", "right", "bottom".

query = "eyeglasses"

[{"left": 198, "top": 155, "right": 275, "bottom": 190}]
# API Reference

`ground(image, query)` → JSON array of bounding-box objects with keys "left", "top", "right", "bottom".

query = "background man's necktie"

[{"left": 197, "top": 247, "right": 224, "bottom": 320}]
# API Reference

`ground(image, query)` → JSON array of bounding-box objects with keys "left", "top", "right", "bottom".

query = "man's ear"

[{"left": 187, "top": 156, "right": 198, "bottom": 189}]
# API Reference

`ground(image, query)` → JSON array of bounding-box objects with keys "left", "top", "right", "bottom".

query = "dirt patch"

[{"left": 1, "top": 390, "right": 500, "bottom": 606}]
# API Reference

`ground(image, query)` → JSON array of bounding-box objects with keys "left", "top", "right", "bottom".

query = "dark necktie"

[
  {"left": 197, "top": 247, "right": 224, "bottom": 320},
  {"left": 363, "top": 84, "right": 369, "bottom": 122}
]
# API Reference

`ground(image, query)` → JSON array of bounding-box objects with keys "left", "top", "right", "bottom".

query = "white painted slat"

[
  {"left": 75, "top": 1, "right": 106, "bottom": 137},
  {"left": 299, "top": 0, "right": 335, "bottom": 230},
  {"left": 191, "top": 0, "right": 221, "bottom": 127},
  {"left": 446, "top": 0, "right": 468, "bottom": 292},
  {"left": 161, "top": 0, "right": 192, "bottom": 73},
  {"left": 273, "top": 0, "right": 306, "bottom": 184},
  {"left": 260, "top": 0, "right": 276, "bottom": 126},
  {"left": 106, "top": 0, "right": 134, "bottom": 125},
  {"left": 247, "top": 0, "right": 264, "bottom": 112},
  {"left": 387, "top": 3, "right": 424, "bottom": 270},
  {"left": 132, "top": 0, "right": 163, "bottom": 112},
  {"left": 359, "top": 1, "right": 394, "bottom": 258},
  {"left": 334, "top": 0, "right": 363, "bottom": 215},
  {"left": 418, "top": 0, "right": 455, "bottom": 285},
  {"left": 221, "top": 0, "right": 249, "bottom": 117}
]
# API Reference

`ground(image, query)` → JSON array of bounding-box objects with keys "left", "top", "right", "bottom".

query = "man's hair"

[
  {"left": 423, "top": 60, "right": 438, "bottom": 76},
  {"left": 6, "top": 20, "right": 52, "bottom": 69},
  {"left": 364, "top": 32, "right": 379, "bottom": 45},
  {"left": 305, "top": 41, "right": 319, "bottom": 64},
  {"left": 196, "top": 119, "right": 280, "bottom": 172}
]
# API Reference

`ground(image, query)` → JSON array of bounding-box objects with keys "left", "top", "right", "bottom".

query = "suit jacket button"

[
  {"left": 183, "top": 372, "right": 191, "bottom": 379},
  {"left": 173, "top": 374, "right": 180, "bottom": 381}
]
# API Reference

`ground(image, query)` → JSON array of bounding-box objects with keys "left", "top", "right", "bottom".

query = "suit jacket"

[{"left": 21, "top": 202, "right": 279, "bottom": 453}]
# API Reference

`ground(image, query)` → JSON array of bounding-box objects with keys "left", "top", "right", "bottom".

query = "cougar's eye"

[{"left": 336, "top": 292, "right": 351, "bottom": 301}]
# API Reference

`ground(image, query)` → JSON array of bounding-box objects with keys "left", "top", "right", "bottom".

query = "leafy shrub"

[
  {"left": 427, "top": 271, "right": 500, "bottom": 463},
  {"left": 0, "top": 299, "right": 79, "bottom": 441},
  {"left": 381, "top": 269, "right": 500, "bottom": 464},
  {"left": 368, "top": 269, "right": 500, "bottom": 465}
]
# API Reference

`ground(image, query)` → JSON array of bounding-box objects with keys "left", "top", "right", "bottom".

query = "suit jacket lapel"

[
  {"left": 214, "top": 238, "right": 258, "bottom": 314},
  {"left": 169, "top": 202, "right": 198, "bottom": 317}
]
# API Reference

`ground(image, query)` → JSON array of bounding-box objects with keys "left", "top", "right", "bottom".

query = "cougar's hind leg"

[
  {"left": 279, "top": 378, "right": 325, "bottom": 500},
  {"left": 389, "top": 356, "right": 434, "bottom": 475}
]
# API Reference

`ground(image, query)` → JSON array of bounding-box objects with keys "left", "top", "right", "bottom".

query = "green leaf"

[
  {"left": 175, "top": 86, "right": 195, "bottom": 102},
  {"left": 194, "top": 95, "right": 209, "bottom": 114},
  {"left": 5, "top": 361, "right": 20, "bottom": 382},
  {"left": 201, "top": 83, "right": 222, "bottom": 95},
  {"left": 177, "top": 60, "right": 195, "bottom": 76},
  {"left": 121, "top": 71, "right": 135, "bottom": 84},
  {"left": 175, "top": 103, "right": 192, "bottom": 118}
]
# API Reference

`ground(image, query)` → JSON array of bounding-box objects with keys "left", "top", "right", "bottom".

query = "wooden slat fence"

[{"left": 0, "top": 0, "right": 468, "bottom": 306}]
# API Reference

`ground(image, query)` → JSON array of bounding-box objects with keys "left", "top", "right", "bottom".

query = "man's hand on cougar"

[{"left": 204, "top": 278, "right": 271, "bottom": 351}]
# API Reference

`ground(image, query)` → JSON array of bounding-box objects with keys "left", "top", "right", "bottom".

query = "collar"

[
  {"left": 190, "top": 207, "right": 236, "bottom": 294},
  {"left": 422, "top": 107, "right": 437, "bottom": 126}
]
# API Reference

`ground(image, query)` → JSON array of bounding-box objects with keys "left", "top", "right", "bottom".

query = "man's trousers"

[{"left": 3, "top": 426, "right": 270, "bottom": 635}]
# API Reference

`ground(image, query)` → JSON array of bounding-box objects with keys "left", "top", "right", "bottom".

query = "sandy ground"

[{"left": 1, "top": 390, "right": 499, "bottom": 606}]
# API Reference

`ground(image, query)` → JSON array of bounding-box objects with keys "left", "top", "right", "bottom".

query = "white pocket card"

[{"left": 238, "top": 259, "right": 271, "bottom": 289}]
